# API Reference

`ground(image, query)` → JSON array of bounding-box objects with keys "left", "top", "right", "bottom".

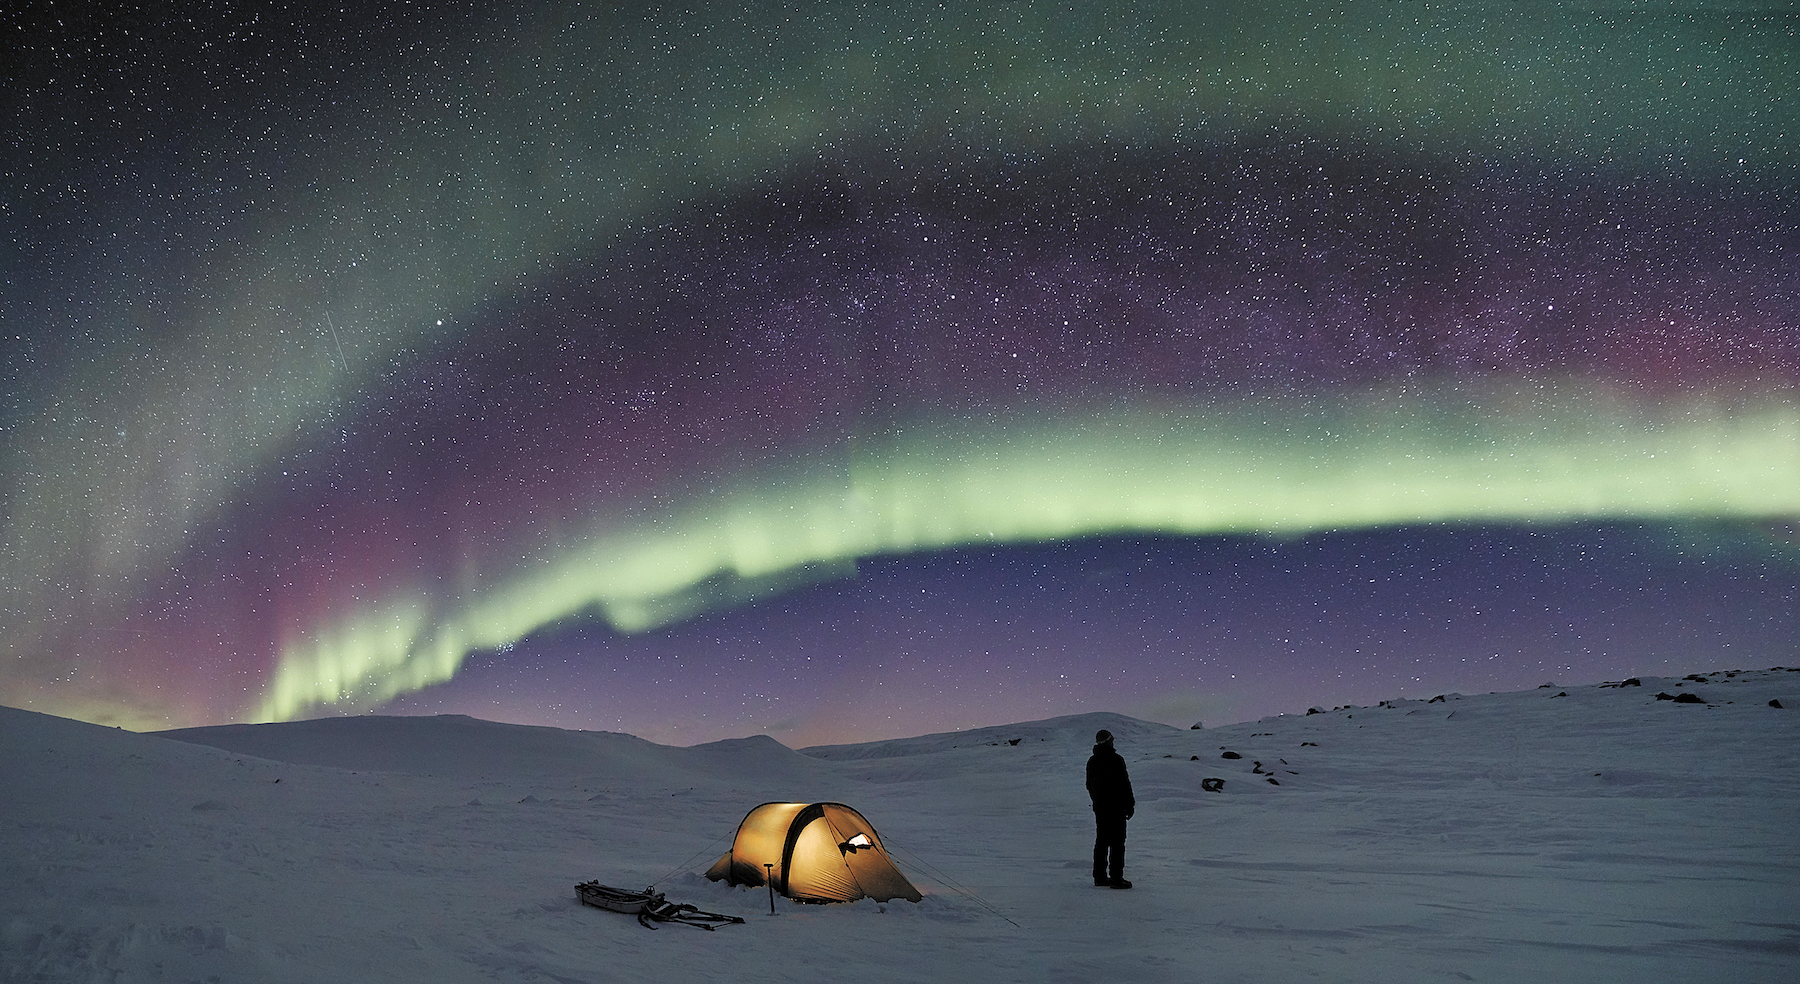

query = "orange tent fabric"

[{"left": 704, "top": 802, "right": 922, "bottom": 903}]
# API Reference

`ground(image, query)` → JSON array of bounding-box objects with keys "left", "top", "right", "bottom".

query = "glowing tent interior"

[{"left": 704, "top": 802, "right": 923, "bottom": 903}]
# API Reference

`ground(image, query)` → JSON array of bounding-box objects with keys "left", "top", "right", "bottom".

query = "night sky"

[{"left": 3, "top": 1, "right": 1796, "bottom": 747}]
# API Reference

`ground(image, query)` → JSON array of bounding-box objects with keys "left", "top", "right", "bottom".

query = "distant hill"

[
  {"left": 155, "top": 713, "right": 830, "bottom": 786},
  {"left": 799, "top": 711, "right": 1179, "bottom": 760}
]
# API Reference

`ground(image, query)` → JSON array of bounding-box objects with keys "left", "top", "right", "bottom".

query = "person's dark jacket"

[{"left": 1086, "top": 741, "right": 1135, "bottom": 817}]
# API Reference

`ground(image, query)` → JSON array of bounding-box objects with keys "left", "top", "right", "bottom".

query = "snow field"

[{"left": 2, "top": 668, "right": 1796, "bottom": 983}]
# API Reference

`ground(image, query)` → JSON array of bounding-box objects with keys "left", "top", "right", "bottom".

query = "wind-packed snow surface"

[{"left": 4, "top": 670, "right": 1798, "bottom": 983}]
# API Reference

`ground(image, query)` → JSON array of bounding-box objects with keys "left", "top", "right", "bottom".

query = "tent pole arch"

[{"left": 777, "top": 802, "right": 828, "bottom": 898}]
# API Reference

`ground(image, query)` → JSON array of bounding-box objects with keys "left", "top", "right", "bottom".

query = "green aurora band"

[
  {"left": 5, "top": 3, "right": 1788, "bottom": 653},
  {"left": 257, "top": 384, "right": 1800, "bottom": 722}
]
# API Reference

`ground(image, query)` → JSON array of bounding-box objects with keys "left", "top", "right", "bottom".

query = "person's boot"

[
  {"left": 1094, "top": 875, "right": 1110, "bottom": 887},
  {"left": 1109, "top": 878, "right": 1133, "bottom": 889}
]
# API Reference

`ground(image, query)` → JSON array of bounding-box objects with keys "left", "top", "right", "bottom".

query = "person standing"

[{"left": 1086, "top": 728, "right": 1134, "bottom": 889}]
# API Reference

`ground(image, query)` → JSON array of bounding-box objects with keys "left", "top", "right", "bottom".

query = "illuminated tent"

[{"left": 703, "top": 802, "right": 923, "bottom": 903}]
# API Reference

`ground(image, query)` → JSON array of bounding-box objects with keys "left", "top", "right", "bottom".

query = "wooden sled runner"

[{"left": 575, "top": 882, "right": 745, "bottom": 930}]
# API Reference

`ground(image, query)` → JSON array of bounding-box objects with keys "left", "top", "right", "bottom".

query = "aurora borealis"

[{"left": 3, "top": 2, "right": 1796, "bottom": 746}]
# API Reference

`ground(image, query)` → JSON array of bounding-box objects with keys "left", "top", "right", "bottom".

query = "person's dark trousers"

[{"left": 1093, "top": 812, "right": 1127, "bottom": 882}]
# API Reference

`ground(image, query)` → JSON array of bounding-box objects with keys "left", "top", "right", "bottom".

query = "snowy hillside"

[{"left": 4, "top": 669, "right": 1797, "bottom": 983}]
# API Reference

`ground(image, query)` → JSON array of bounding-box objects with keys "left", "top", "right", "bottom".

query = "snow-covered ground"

[{"left": 4, "top": 669, "right": 1797, "bottom": 983}]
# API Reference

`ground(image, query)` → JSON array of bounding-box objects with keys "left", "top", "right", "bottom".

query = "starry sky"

[{"left": 3, "top": 1, "right": 1797, "bottom": 747}]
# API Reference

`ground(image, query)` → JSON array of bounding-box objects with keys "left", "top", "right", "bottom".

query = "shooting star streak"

[{"left": 324, "top": 313, "right": 348, "bottom": 372}]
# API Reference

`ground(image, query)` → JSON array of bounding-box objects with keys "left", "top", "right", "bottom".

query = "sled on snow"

[{"left": 574, "top": 882, "right": 745, "bottom": 930}]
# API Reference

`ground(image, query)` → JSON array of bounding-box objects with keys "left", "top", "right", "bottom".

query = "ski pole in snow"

[{"left": 766, "top": 864, "right": 775, "bottom": 914}]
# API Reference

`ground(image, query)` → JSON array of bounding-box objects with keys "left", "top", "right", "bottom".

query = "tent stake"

[{"left": 765, "top": 864, "right": 775, "bottom": 914}]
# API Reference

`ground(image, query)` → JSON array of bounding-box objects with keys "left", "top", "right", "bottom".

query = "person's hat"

[{"left": 1095, "top": 729, "right": 1114, "bottom": 744}]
